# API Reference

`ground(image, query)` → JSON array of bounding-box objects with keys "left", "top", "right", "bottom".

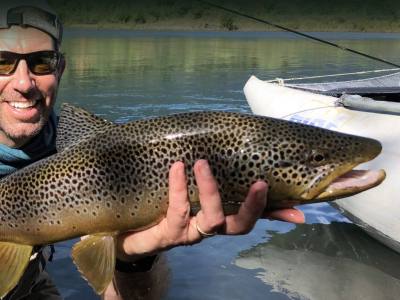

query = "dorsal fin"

[{"left": 56, "top": 103, "right": 114, "bottom": 152}]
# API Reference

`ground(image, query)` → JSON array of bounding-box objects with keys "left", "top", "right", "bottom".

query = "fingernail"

[
  {"left": 199, "top": 160, "right": 213, "bottom": 178},
  {"left": 172, "top": 161, "right": 185, "bottom": 176},
  {"left": 177, "top": 162, "right": 186, "bottom": 176}
]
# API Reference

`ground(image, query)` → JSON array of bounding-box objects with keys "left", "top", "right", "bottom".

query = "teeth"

[{"left": 9, "top": 100, "right": 37, "bottom": 109}]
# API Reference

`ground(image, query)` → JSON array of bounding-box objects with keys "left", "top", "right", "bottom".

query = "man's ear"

[{"left": 56, "top": 54, "right": 66, "bottom": 82}]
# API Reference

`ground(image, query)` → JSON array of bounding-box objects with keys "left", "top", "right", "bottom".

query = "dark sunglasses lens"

[
  {"left": 28, "top": 52, "right": 59, "bottom": 75},
  {"left": 0, "top": 52, "right": 18, "bottom": 75}
]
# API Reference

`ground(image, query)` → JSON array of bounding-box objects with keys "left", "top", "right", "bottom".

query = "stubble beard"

[{"left": 0, "top": 105, "right": 49, "bottom": 148}]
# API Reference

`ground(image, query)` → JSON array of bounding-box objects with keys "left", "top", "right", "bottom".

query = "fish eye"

[
  {"left": 310, "top": 151, "right": 325, "bottom": 163},
  {"left": 313, "top": 154, "right": 325, "bottom": 162}
]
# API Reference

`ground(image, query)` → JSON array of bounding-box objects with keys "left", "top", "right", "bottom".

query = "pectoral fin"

[
  {"left": 0, "top": 242, "right": 33, "bottom": 298},
  {"left": 71, "top": 233, "right": 116, "bottom": 294}
]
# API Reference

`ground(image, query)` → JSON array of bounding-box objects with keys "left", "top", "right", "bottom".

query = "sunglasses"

[{"left": 0, "top": 50, "right": 62, "bottom": 76}]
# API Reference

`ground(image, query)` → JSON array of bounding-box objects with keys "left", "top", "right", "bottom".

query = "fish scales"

[
  {"left": 0, "top": 104, "right": 385, "bottom": 297},
  {"left": 0, "top": 110, "right": 381, "bottom": 246}
]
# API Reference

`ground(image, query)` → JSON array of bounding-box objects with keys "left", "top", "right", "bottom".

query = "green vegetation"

[
  {"left": 220, "top": 17, "right": 238, "bottom": 31},
  {"left": 48, "top": 0, "right": 400, "bottom": 32}
]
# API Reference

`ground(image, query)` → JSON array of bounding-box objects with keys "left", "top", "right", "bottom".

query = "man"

[{"left": 0, "top": 2, "right": 304, "bottom": 299}]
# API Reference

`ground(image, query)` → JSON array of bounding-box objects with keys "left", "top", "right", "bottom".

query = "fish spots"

[{"left": 0, "top": 109, "right": 379, "bottom": 244}]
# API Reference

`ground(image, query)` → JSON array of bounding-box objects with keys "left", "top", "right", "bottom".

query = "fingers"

[
  {"left": 192, "top": 160, "right": 225, "bottom": 236},
  {"left": 224, "top": 181, "right": 268, "bottom": 234},
  {"left": 163, "top": 161, "right": 194, "bottom": 245},
  {"left": 166, "top": 161, "right": 190, "bottom": 226},
  {"left": 264, "top": 208, "right": 305, "bottom": 224},
  {"left": 117, "top": 160, "right": 305, "bottom": 261}
]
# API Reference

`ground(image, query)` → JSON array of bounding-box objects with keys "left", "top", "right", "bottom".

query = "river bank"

[{"left": 49, "top": 0, "right": 400, "bottom": 33}]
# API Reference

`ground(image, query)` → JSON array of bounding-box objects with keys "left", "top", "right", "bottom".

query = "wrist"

[{"left": 115, "top": 255, "right": 158, "bottom": 273}]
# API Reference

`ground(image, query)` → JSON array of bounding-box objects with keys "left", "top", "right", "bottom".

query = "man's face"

[{"left": 0, "top": 26, "right": 64, "bottom": 147}]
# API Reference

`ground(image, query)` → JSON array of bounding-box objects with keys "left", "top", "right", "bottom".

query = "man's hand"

[{"left": 116, "top": 160, "right": 304, "bottom": 261}]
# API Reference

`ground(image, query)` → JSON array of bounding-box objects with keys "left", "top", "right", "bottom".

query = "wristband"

[{"left": 115, "top": 255, "right": 158, "bottom": 273}]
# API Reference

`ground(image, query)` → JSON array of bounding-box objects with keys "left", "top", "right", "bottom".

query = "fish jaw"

[
  {"left": 311, "top": 169, "right": 386, "bottom": 201},
  {"left": 299, "top": 137, "right": 384, "bottom": 202}
]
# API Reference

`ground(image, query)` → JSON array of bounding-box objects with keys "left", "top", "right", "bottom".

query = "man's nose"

[{"left": 11, "top": 60, "right": 36, "bottom": 94}]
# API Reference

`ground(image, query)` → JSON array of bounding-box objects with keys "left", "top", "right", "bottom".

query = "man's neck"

[{"left": 0, "top": 133, "right": 31, "bottom": 148}]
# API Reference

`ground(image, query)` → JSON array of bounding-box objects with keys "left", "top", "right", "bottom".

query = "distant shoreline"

[
  {"left": 50, "top": 1, "right": 400, "bottom": 34},
  {"left": 63, "top": 20, "right": 400, "bottom": 33}
]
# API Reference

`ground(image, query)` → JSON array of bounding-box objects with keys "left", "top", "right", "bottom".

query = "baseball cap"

[{"left": 0, "top": 0, "right": 63, "bottom": 46}]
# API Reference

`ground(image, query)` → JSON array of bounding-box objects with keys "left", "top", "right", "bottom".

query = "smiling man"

[
  {"left": 0, "top": 16, "right": 61, "bottom": 149},
  {"left": 0, "top": 2, "right": 304, "bottom": 299}
]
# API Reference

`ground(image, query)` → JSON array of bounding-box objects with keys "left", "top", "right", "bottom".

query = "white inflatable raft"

[{"left": 244, "top": 75, "right": 400, "bottom": 253}]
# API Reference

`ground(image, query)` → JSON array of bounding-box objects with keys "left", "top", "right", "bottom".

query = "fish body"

[{"left": 0, "top": 104, "right": 385, "bottom": 296}]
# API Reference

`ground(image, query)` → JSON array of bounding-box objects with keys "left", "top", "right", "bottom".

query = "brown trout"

[{"left": 0, "top": 104, "right": 385, "bottom": 296}]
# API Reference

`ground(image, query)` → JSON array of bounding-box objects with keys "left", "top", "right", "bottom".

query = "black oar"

[{"left": 197, "top": 0, "right": 400, "bottom": 68}]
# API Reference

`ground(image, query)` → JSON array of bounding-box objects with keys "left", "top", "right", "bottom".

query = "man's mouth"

[
  {"left": 8, "top": 99, "right": 38, "bottom": 109},
  {"left": 1, "top": 98, "right": 43, "bottom": 122}
]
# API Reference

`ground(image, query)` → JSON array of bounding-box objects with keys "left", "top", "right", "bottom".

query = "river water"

[{"left": 47, "top": 30, "right": 400, "bottom": 300}]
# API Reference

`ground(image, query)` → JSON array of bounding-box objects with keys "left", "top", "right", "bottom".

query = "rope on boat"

[
  {"left": 338, "top": 94, "right": 400, "bottom": 115},
  {"left": 267, "top": 68, "right": 400, "bottom": 84}
]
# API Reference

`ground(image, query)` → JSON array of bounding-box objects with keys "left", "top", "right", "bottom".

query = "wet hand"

[{"left": 116, "top": 160, "right": 304, "bottom": 261}]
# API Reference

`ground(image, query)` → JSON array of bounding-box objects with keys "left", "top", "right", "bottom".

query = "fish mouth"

[
  {"left": 302, "top": 169, "right": 386, "bottom": 201},
  {"left": 300, "top": 136, "right": 385, "bottom": 202}
]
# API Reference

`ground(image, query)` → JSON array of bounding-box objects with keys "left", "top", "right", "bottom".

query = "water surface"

[{"left": 48, "top": 30, "right": 400, "bottom": 300}]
